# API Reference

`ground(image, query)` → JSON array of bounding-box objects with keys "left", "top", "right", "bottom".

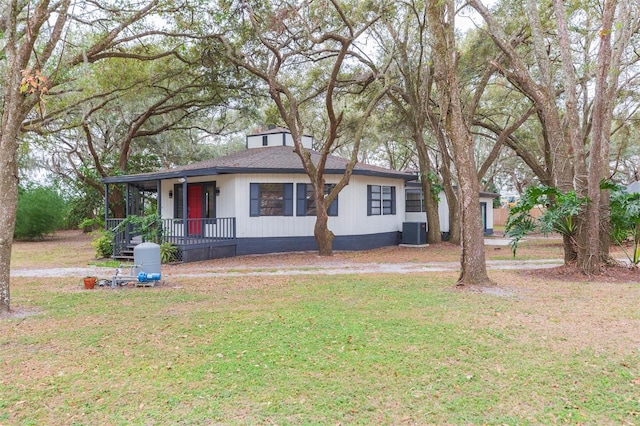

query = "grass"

[
  {"left": 3, "top": 231, "right": 639, "bottom": 424},
  {"left": 10, "top": 231, "right": 95, "bottom": 269},
  {"left": 3, "top": 270, "right": 640, "bottom": 424},
  {"left": 87, "top": 260, "right": 134, "bottom": 268}
]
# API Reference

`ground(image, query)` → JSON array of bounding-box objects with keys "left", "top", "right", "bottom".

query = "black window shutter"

[
  {"left": 367, "top": 185, "right": 372, "bottom": 216},
  {"left": 328, "top": 187, "right": 338, "bottom": 216},
  {"left": 283, "top": 183, "right": 294, "bottom": 216},
  {"left": 296, "top": 183, "right": 307, "bottom": 216},
  {"left": 250, "top": 183, "right": 260, "bottom": 217},
  {"left": 391, "top": 186, "right": 396, "bottom": 215}
]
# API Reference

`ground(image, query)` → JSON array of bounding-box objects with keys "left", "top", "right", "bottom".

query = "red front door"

[{"left": 187, "top": 184, "right": 203, "bottom": 235}]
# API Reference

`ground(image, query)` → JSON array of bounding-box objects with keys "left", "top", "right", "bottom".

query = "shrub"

[
  {"left": 92, "top": 230, "right": 114, "bottom": 258},
  {"left": 160, "top": 242, "right": 179, "bottom": 264},
  {"left": 14, "top": 184, "right": 67, "bottom": 240}
]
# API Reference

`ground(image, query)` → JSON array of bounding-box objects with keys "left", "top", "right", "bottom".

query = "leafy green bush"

[
  {"left": 160, "top": 242, "right": 179, "bottom": 263},
  {"left": 14, "top": 184, "right": 68, "bottom": 240},
  {"left": 91, "top": 230, "right": 114, "bottom": 258}
]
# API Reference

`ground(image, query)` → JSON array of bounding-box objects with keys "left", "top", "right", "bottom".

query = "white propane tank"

[{"left": 133, "top": 242, "right": 161, "bottom": 275}]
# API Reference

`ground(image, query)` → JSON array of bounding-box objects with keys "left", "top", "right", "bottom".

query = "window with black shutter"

[
  {"left": 368, "top": 185, "right": 396, "bottom": 216},
  {"left": 296, "top": 183, "right": 338, "bottom": 216},
  {"left": 250, "top": 183, "right": 294, "bottom": 216}
]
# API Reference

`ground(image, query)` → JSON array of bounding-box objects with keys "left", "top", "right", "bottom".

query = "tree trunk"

[
  {"left": 427, "top": 0, "right": 491, "bottom": 286},
  {"left": 449, "top": 112, "right": 491, "bottom": 286},
  {"left": 415, "top": 134, "right": 442, "bottom": 244},
  {"left": 562, "top": 235, "right": 578, "bottom": 264},
  {"left": 552, "top": 0, "right": 594, "bottom": 274},
  {"left": 109, "top": 186, "right": 127, "bottom": 219},
  {"left": 0, "top": 0, "right": 31, "bottom": 312},
  {"left": 429, "top": 116, "right": 460, "bottom": 244},
  {"left": 0, "top": 130, "right": 20, "bottom": 314},
  {"left": 599, "top": 193, "right": 611, "bottom": 263},
  {"left": 1, "top": 0, "right": 156, "bottom": 313},
  {"left": 586, "top": 0, "right": 617, "bottom": 270},
  {"left": 436, "top": 128, "right": 461, "bottom": 244},
  {"left": 1, "top": 104, "right": 29, "bottom": 309},
  {"left": 443, "top": 178, "right": 461, "bottom": 244},
  {"left": 314, "top": 196, "right": 335, "bottom": 256},
  {"left": 423, "top": 179, "right": 442, "bottom": 244}
]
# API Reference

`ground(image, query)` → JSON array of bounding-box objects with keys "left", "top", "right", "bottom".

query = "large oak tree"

[
  {"left": 210, "top": 0, "right": 391, "bottom": 255},
  {"left": 377, "top": 2, "right": 443, "bottom": 244},
  {"left": 0, "top": 0, "right": 169, "bottom": 313},
  {"left": 425, "top": 0, "right": 492, "bottom": 285},
  {"left": 469, "top": 0, "right": 639, "bottom": 273}
]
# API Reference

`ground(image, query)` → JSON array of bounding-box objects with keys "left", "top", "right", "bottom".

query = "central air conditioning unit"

[{"left": 401, "top": 222, "right": 427, "bottom": 245}]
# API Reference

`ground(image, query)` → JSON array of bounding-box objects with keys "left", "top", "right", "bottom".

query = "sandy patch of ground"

[{"left": 10, "top": 230, "right": 638, "bottom": 284}]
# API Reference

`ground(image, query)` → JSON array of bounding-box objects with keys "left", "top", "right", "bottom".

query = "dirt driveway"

[
  {"left": 14, "top": 229, "right": 640, "bottom": 283},
  {"left": 10, "top": 231, "right": 567, "bottom": 280}
]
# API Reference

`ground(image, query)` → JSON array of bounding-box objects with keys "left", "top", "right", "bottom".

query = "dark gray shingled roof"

[{"left": 103, "top": 146, "right": 417, "bottom": 185}]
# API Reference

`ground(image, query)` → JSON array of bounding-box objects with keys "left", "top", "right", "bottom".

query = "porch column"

[
  {"left": 104, "top": 184, "right": 110, "bottom": 224},
  {"left": 125, "top": 184, "right": 130, "bottom": 217},
  {"left": 124, "top": 184, "right": 131, "bottom": 246},
  {"left": 157, "top": 180, "right": 162, "bottom": 218},
  {"left": 181, "top": 177, "right": 188, "bottom": 245}
]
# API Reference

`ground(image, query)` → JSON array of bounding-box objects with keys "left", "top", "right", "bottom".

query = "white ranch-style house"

[{"left": 103, "top": 128, "right": 497, "bottom": 262}]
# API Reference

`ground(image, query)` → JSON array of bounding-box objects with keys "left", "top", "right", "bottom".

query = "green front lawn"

[{"left": 2, "top": 271, "right": 639, "bottom": 424}]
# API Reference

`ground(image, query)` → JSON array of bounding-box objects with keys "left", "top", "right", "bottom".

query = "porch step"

[
  {"left": 113, "top": 255, "right": 134, "bottom": 261},
  {"left": 113, "top": 245, "right": 136, "bottom": 262}
]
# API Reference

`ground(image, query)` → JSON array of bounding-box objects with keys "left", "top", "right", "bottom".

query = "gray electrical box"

[{"left": 402, "top": 222, "right": 427, "bottom": 245}]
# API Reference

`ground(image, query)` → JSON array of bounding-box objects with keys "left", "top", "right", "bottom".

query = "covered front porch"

[
  {"left": 106, "top": 217, "right": 237, "bottom": 262},
  {"left": 103, "top": 175, "right": 237, "bottom": 263}
]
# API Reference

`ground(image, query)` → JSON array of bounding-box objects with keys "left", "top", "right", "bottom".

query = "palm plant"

[{"left": 505, "top": 186, "right": 588, "bottom": 257}]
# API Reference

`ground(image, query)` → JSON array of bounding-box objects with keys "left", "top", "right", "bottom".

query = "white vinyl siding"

[{"left": 161, "top": 173, "right": 407, "bottom": 239}]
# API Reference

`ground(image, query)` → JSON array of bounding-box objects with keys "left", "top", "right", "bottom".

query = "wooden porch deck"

[{"left": 107, "top": 217, "right": 236, "bottom": 262}]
